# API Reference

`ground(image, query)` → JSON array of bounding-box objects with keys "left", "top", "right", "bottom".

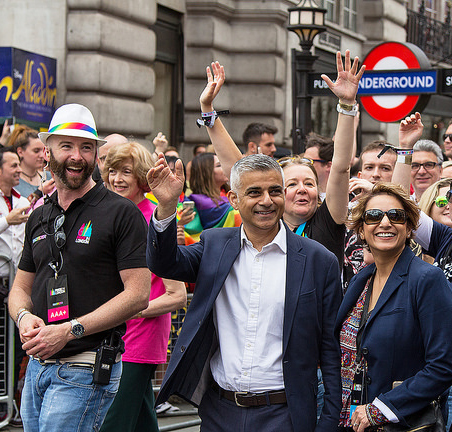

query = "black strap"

[{"left": 356, "top": 273, "right": 374, "bottom": 360}]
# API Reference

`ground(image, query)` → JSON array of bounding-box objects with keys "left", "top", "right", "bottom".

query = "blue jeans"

[{"left": 21, "top": 357, "right": 122, "bottom": 432}]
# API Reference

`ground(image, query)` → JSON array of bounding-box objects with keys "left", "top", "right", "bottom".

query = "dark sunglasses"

[
  {"left": 443, "top": 133, "right": 452, "bottom": 141},
  {"left": 363, "top": 208, "right": 407, "bottom": 225},
  {"left": 54, "top": 214, "right": 66, "bottom": 249}
]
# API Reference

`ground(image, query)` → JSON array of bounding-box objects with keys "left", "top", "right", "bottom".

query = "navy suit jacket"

[
  {"left": 147, "top": 219, "right": 342, "bottom": 432},
  {"left": 336, "top": 246, "right": 452, "bottom": 425}
]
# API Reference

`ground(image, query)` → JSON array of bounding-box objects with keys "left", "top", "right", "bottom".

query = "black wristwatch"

[{"left": 70, "top": 319, "right": 85, "bottom": 338}]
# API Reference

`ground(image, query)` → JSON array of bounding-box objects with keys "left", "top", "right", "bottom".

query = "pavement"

[{"left": 0, "top": 399, "right": 200, "bottom": 432}]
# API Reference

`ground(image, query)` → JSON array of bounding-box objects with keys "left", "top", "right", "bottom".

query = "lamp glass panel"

[
  {"left": 300, "top": 10, "right": 313, "bottom": 24},
  {"left": 314, "top": 11, "right": 325, "bottom": 25},
  {"left": 289, "top": 10, "right": 300, "bottom": 25}
]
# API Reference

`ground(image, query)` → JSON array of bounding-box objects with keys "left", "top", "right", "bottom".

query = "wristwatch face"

[{"left": 71, "top": 320, "right": 85, "bottom": 338}]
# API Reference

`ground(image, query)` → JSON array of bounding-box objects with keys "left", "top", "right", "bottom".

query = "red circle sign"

[{"left": 360, "top": 42, "right": 430, "bottom": 122}]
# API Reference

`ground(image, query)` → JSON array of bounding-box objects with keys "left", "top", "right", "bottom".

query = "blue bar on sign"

[{"left": 358, "top": 70, "right": 437, "bottom": 95}]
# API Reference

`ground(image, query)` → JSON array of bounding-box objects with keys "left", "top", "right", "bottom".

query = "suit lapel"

[
  {"left": 283, "top": 231, "right": 305, "bottom": 355},
  {"left": 202, "top": 229, "right": 242, "bottom": 320},
  {"left": 365, "top": 246, "right": 413, "bottom": 328}
]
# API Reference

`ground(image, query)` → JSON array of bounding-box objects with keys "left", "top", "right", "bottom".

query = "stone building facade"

[{"left": 2, "top": 0, "right": 452, "bottom": 159}]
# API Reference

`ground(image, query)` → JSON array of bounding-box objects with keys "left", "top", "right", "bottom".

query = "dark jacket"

[
  {"left": 336, "top": 246, "right": 452, "bottom": 425},
  {"left": 147, "top": 219, "right": 342, "bottom": 432}
]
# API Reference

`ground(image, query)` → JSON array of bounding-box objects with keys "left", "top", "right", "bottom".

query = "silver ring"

[{"left": 353, "top": 423, "right": 359, "bottom": 427}]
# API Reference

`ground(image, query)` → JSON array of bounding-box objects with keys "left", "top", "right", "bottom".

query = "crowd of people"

[{"left": 1, "top": 48, "right": 452, "bottom": 432}]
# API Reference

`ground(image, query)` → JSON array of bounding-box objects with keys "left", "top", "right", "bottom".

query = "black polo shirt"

[{"left": 19, "top": 181, "right": 148, "bottom": 358}]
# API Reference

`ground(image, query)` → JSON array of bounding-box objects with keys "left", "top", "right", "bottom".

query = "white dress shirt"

[
  {"left": 0, "top": 189, "right": 29, "bottom": 277},
  {"left": 210, "top": 223, "right": 287, "bottom": 392},
  {"left": 152, "top": 211, "right": 287, "bottom": 392}
]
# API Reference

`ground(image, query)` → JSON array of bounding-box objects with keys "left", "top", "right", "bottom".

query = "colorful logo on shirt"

[
  {"left": 33, "top": 234, "right": 47, "bottom": 244},
  {"left": 75, "top": 221, "right": 92, "bottom": 244}
]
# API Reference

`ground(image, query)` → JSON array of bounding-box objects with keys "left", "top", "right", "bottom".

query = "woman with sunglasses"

[
  {"left": 418, "top": 179, "right": 452, "bottom": 263},
  {"left": 198, "top": 50, "right": 364, "bottom": 268},
  {"left": 336, "top": 182, "right": 452, "bottom": 431}
]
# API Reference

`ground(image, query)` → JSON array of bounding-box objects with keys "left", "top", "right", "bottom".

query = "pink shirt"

[{"left": 122, "top": 198, "right": 171, "bottom": 364}]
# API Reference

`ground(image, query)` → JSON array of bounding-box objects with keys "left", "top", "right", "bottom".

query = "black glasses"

[
  {"left": 363, "top": 209, "right": 407, "bottom": 225},
  {"left": 53, "top": 214, "right": 66, "bottom": 249},
  {"left": 410, "top": 162, "right": 441, "bottom": 172},
  {"left": 310, "top": 158, "right": 328, "bottom": 164},
  {"left": 443, "top": 134, "right": 452, "bottom": 141}
]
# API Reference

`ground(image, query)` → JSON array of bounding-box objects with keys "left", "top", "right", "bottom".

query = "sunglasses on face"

[
  {"left": 443, "top": 133, "right": 452, "bottom": 141},
  {"left": 411, "top": 162, "right": 441, "bottom": 172},
  {"left": 363, "top": 208, "right": 407, "bottom": 225},
  {"left": 435, "top": 196, "right": 450, "bottom": 208}
]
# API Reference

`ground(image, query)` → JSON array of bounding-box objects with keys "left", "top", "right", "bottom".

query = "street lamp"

[{"left": 287, "top": 0, "right": 326, "bottom": 154}]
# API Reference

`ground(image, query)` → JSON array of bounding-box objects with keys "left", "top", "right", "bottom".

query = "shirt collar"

[
  {"left": 0, "top": 188, "right": 20, "bottom": 199},
  {"left": 240, "top": 220, "right": 287, "bottom": 254}
]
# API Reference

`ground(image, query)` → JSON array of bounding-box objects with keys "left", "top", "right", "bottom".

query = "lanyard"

[
  {"left": 3, "top": 195, "right": 12, "bottom": 213},
  {"left": 295, "top": 222, "right": 307, "bottom": 236},
  {"left": 356, "top": 273, "right": 374, "bottom": 360}
]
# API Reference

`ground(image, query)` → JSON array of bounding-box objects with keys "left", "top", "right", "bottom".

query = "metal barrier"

[
  {"left": 153, "top": 293, "right": 193, "bottom": 392},
  {"left": 0, "top": 256, "right": 16, "bottom": 429}
]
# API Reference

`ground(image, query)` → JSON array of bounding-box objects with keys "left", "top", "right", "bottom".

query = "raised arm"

[
  {"left": 322, "top": 50, "right": 365, "bottom": 224},
  {"left": 199, "top": 62, "right": 242, "bottom": 178},
  {"left": 147, "top": 154, "right": 185, "bottom": 220},
  {"left": 391, "top": 112, "right": 424, "bottom": 193}
]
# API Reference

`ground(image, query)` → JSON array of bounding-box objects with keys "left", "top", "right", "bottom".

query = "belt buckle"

[{"left": 234, "top": 391, "right": 249, "bottom": 407}]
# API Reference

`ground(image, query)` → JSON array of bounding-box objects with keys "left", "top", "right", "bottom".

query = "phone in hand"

[{"left": 182, "top": 201, "right": 195, "bottom": 214}]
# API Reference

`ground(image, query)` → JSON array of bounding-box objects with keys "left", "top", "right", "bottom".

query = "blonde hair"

[
  {"left": 418, "top": 178, "right": 452, "bottom": 216},
  {"left": 102, "top": 142, "right": 154, "bottom": 192}
]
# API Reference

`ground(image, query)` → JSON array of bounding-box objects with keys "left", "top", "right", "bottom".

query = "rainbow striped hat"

[{"left": 38, "top": 104, "right": 107, "bottom": 145}]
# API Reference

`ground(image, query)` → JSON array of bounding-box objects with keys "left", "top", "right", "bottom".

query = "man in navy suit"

[{"left": 146, "top": 154, "right": 342, "bottom": 432}]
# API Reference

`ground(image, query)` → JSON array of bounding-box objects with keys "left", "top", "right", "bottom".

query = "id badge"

[
  {"left": 46, "top": 274, "right": 69, "bottom": 322},
  {"left": 349, "top": 367, "right": 364, "bottom": 419}
]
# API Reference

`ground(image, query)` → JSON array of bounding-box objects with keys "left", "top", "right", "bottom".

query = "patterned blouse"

[
  {"left": 339, "top": 276, "right": 387, "bottom": 427},
  {"left": 339, "top": 279, "right": 369, "bottom": 427}
]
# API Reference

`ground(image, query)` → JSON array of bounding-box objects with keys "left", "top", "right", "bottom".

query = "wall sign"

[{"left": 360, "top": 42, "right": 432, "bottom": 122}]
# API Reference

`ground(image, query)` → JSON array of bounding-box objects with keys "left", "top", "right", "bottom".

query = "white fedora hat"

[{"left": 39, "top": 103, "right": 107, "bottom": 145}]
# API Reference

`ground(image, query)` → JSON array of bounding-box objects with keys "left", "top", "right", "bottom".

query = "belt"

[
  {"left": 32, "top": 350, "right": 97, "bottom": 367},
  {"left": 212, "top": 381, "right": 287, "bottom": 407}
]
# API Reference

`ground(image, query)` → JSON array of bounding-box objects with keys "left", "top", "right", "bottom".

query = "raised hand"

[
  {"left": 146, "top": 154, "right": 185, "bottom": 219},
  {"left": 399, "top": 112, "right": 423, "bottom": 149},
  {"left": 321, "top": 50, "right": 365, "bottom": 104},
  {"left": 153, "top": 132, "right": 169, "bottom": 153},
  {"left": 200, "top": 61, "right": 225, "bottom": 112}
]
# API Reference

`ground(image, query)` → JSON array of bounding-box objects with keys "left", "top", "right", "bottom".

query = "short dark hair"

[
  {"left": 0, "top": 147, "right": 18, "bottom": 168},
  {"left": 305, "top": 132, "right": 334, "bottom": 162},
  {"left": 242, "top": 123, "right": 278, "bottom": 146},
  {"left": 193, "top": 145, "right": 206, "bottom": 156},
  {"left": 358, "top": 140, "right": 396, "bottom": 168}
]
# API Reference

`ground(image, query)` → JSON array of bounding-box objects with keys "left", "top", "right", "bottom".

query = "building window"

[
  {"left": 343, "top": 0, "right": 357, "bottom": 31},
  {"left": 319, "top": 0, "right": 337, "bottom": 23},
  {"left": 150, "top": 6, "right": 184, "bottom": 147}
]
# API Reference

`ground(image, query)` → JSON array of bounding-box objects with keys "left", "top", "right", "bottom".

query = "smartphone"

[{"left": 182, "top": 201, "right": 195, "bottom": 214}]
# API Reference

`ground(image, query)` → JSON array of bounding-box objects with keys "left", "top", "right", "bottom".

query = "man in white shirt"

[
  {"left": 147, "top": 153, "right": 342, "bottom": 432},
  {"left": 0, "top": 148, "right": 30, "bottom": 279}
]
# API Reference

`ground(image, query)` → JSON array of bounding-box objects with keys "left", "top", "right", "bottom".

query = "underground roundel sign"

[{"left": 360, "top": 42, "right": 432, "bottom": 123}]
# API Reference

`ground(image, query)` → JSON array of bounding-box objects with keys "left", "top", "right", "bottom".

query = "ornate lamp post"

[{"left": 288, "top": 0, "right": 326, "bottom": 154}]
